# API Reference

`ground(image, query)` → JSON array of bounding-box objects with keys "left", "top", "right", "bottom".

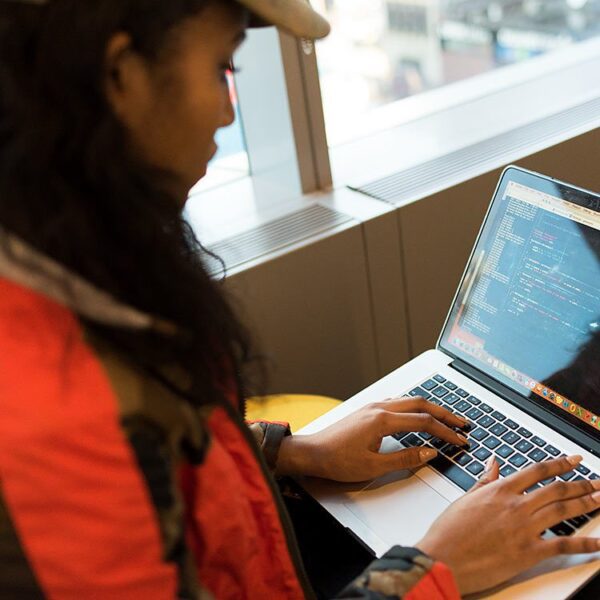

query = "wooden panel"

[
  {"left": 399, "top": 172, "right": 496, "bottom": 355},
  {"left": 362, "top": 211, "right": 411, "bottom": 376},
  {"left": 224, "top": 226, "right": 379, "bottom": 400}
]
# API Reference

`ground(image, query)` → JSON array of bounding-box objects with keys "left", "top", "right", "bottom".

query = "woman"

[{"left": 0, "top": 1, "right": 598, "bottom": 598}]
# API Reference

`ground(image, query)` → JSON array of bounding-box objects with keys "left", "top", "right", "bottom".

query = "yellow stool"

[{"left": 246, "top": 394, "right": 342, "bottom": 433}]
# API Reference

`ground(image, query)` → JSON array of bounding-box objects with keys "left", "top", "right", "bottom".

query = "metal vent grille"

[
  {"left": 206, "top": 204, "right": 353, "bottom": 273},
  {"left": 353, "top": 97, "right": 600, "bottom": 205}
]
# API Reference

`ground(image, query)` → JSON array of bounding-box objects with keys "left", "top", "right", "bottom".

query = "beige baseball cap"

[
  {"left": 238, "top": 0, "right": 331, "bottom": 39},
  {"left": 2, "top": 1, "right": 331, "bottom": 39}
]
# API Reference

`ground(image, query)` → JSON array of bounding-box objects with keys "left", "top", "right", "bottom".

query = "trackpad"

[{"left": 343, "top": 470, "right": 450, "bottom": 548}]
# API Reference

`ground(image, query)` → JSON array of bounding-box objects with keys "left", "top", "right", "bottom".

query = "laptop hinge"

[{"left": 449, "top": 358, "right": 600, "bottom": 458}]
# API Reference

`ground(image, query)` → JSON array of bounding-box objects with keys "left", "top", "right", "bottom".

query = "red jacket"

[{"left": 0, "top": 233, "right": 460, "bottom": 599}]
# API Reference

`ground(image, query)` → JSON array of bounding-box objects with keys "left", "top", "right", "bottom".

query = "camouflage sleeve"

[
  {"left": 246, "top": 421, "right": 291, "bottom": 471},
  {"left": 336, "top": 546, "right": 460, "bottom": 600}
]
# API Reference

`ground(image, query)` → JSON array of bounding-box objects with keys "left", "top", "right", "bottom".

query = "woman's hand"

[
  {"left": 416, "top": 455, "right": 600, "bottom": 596},
  {"left": 276, "top": 396, "right": 470, "bottom": 482}
]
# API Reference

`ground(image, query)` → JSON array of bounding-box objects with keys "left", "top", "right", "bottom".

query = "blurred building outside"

[
  {"left": 204, "top": 0, "right": 600, "bottom": 181},
  {"left": 315, "top": 0, "right": 600, "bottom": 142}
]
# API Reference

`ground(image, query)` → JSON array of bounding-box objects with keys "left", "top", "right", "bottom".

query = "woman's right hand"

[{"left": 416, "top": 455, "right": 600, "bottom": 596}]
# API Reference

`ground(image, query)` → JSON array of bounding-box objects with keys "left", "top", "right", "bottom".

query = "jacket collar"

[{"left": 0, "top": 229, "right": 175, "bottom": 333}]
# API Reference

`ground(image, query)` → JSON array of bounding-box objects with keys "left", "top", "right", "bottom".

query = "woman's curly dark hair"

[{"left": 0, "top": 0, "right": 260, "bottom": 409}]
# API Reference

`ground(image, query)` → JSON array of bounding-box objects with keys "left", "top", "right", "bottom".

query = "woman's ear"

[{"left": 104, "top": 32, "right": 152, "bottom": 128}]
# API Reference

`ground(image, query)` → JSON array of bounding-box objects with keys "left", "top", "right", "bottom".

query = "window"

[
  {"left": 314, "top": 0, "right": 600, "bottom": 144},
  {"left": 191, "top": 72, "right": 249, "bottom": 195},
  {"left": 190, "top": 0, "right": 600, "bottom": 243}
]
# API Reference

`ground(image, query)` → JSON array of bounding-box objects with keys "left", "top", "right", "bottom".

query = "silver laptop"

[{"left": 299, "top": 166, "right": 600, "bottom": 599}]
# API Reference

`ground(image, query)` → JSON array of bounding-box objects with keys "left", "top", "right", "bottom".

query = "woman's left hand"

[{"left": 276, "top": 396, "right": 471, "bottom": 482}]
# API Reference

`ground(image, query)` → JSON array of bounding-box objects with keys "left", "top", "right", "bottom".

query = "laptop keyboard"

[{"left": 393, "top": 374, "right": 599, "bottom": 537}]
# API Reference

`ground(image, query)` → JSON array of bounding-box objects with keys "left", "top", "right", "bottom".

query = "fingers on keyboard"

[{"left": 507, "top": 456, "right": 583, "bottom": 493}]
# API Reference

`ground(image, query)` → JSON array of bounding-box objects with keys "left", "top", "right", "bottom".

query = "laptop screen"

[{"left": 439, "top": 167, "right": 600, "bottom": 438}]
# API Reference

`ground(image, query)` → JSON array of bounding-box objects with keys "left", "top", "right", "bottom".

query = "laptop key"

[
  {"left": 550, "top": 521, "right": 576, "bottom": 536},
  {"left": 569, "top": 515, "right": 591, "bottom": 529},
  {"left": 500, "top": 465, "right": 517, "bottom": 477},
  {"left": 468, "top": 395, "right": 481, "bottom": 406},
  {"left": 433, "top": 386, "right": 450, "bottom": 398},
  {"left": 445, "top": 381, "right": 458, "bottom": 391},
  {"left": 490, "top": 423, "right": 508, "bottom": 436},
  {"left": 546, "top": 445, "right": 560, "bottom": 457},
  {"left": 465, "top": 407, "right": 483, "bottom": 420},
  {"left": 455, "top": 400, "right": 471, "bottom": 413},
  {"left": 421, "top": 379, "right": 438, "bottom": 391},
  {"left": 428, "top": 454, "right": 476, "bottom": 491},
  {"left": 483, "top": 436, "right": 501, "bottom": 450},
  {"left": 509, "top": 453, "right": 527, "bottom": 468},
  {"left": 443, "top": 393, "right": 460, "bottom": 405},
  {"left": 431, "top": 438, "right": 447, "bottom": 450},
  {"left": 409, "top": 387, "right": 432, "bottom": 399},
  {"left": 466, "top": 461, "right": 485, "bottom": 476},
  {"left": 516, "top": 440, "right": 534, "bottom": 453},
  {"left": 496, "top": 445, "right": 514, "bottom": 459},
  {"left": 590, "top": 473, "right": 599, "bottom": 480},
  {"left": 525, "top": 483, "right": 541, "bottom": 494},
  {"left": 502, "top": 431, "right": 520, "bottom": 445},
  {"left": 456, "top": 389, "right": 469, "bottom": 398},
  {"left": 541, "top": 477, "right": 556, "bottom": 486},
  {"left": 491, "top": 411, "right": 506, "bottom": 422},
  {"left": 442, "top": 445, "right": 462, "bottom": 458},
  {"left": 468, "top": 441, "right": 480, "bottom": 452},
  {"left": 418, "top": 432, "right": 433, "bottom": 441},
  {"left": 517, "top": 427, "right": 532, "bottom": 438},
  {"left": 478, "top": 415, "right": 495, "bottom": 428},
  {"left": 504, "top": 419, "right": 519, "bottom": 430},
  {"left": 433, "top": 374, "right": 446, "bottom": 383},
  {"left": 480, "top": 403, "right": 493, "bottom": 414},
  {"left": 474, "top": 447, "right": 492, "bottom": 461},
  {"left": 529, "top": 449, "right": 548, "bottom": 463},
  {"left": 576, "top": 464, "right": 591, "bottom": 476},
  {"left": 560, "top": 471, "right": 577, "bottom": 481},
  {"left": 531, "top": 436, "right": 546, "bottom": 447},
  {"left": 455, "top": 452, "right": 473, "bottom": 466},
  {"left": 471, "top": 427, "right": 489, "bottom": 441},
  {"left": 403, "top": 434, "right": 423, "bottom": 447}
]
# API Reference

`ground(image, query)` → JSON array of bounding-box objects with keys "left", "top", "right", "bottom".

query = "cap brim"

[{"left": 238, "top": 0, "right": 330, "bottom": 39}]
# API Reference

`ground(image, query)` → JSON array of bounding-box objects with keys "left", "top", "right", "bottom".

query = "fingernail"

[
  {"left": 485, "top": 455, "right": 496, "bottom": 471},
  {"left": 457, "top": 433, "right": 469, "bottom": 445},
  {"left": 420, "top": 448, "right": 437, "bottom": 461},
  {"left": 567, "top": 455, "right": 583, "bottom": 465},
  {"left": 592, "top": 491, "right": 600, "bottom": 502}
]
